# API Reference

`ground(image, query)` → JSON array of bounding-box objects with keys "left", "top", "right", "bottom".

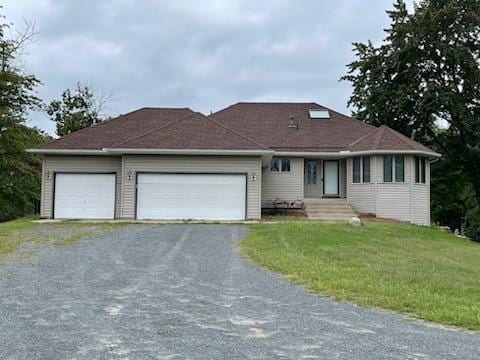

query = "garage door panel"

[
  {"left": 137, "top": 173, "right": 246, "bottom": 220},
  {"left": 54, "top": 174, "right": 115, "bottom": 219}
]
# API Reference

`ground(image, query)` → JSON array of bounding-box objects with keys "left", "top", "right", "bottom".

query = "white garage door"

[
  {"left": 136, "top": 173, "right": 246, "bottom": 220},
  {"left": 54, "top": 173, "right": 116, "bottom": 219}
]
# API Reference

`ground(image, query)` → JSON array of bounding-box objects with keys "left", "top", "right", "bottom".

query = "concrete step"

[
  {"left": 305, "top": 205, "right": 356, "bottom": 211},
  {"left": 306, "top": 208, "right": 356, "bottom": 214},
  {"left": 307, "top": 216, "right": 352, "bottom": 221},
  {"left": 304, "top": 198, "right": 358, "bottom": 221}
]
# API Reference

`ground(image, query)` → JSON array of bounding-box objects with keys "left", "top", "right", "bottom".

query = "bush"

[{"left": 465, "top": 207, "right": 480, "bottom": 242}]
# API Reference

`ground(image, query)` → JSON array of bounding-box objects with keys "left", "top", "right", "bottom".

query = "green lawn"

[{"left": 240, "top": 221, "right": 480, "bottom": 331}]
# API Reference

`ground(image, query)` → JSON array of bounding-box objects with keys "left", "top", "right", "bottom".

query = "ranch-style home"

[{"left": 29, "top": 102, "right": 440, "bottom": 224}]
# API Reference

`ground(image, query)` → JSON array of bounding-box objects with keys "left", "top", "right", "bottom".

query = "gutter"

[
  {"left": 274, "top": 149, "right": 441, "bottom": 159},
  {"left": 27, "top": 148, "right": 440, "bottom": 159}
]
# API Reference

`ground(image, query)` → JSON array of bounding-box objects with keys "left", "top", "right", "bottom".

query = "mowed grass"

[
  {"left": 0, "top": 217, "right": 37, "bottom": 256},
  {"left": 240, "top": 221, "right": 480, "bottom": 331},
  {"left": 0, "top": 217, "right": 126, "bottom": 258}
]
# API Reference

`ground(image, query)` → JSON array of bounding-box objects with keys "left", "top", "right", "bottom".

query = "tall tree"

[
  {"left": 342, "top": 0, "right": 480, "bottom": 238},
  {"left": 0, "top": 10, "right": 46, "bottom": 222},
  {"left": 0, "top": 13, "right": 41, "bottom": 130},
  {"left": 47, "top": 82, "right": 111, "bottom": 136}
]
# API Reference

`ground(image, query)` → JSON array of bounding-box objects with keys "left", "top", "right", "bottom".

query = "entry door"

[
  {"left": 304, "top": 160, "right": 322, "bottom": 197},
  {"left": 323, "top": 161, "right": 339, "bottom": 196}
]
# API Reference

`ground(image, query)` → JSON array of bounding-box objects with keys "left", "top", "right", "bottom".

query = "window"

[
  {"left": 307, "top": 160, "right": 317, "bottom": 184},
  {"left": 353, "top": 157, "right": 371, "bottom": 183},
  {"left": 353, "top": 158, "right": 361, "bottom": 183},
  {"left": 362, "top": 157, "right": 371, "bottom": 183},
  {"left": 384, "top": 155, "right": 404, "bottom": 182},
  {"left": 281, "top": 158, "right": 291, "bottom": 172},
  {"left": 395, "top": 156, "right": 404, "bottom": 182},
  {"left": 270, "top": 157, "right": 290, "bottom": 173},
  {"left": 384, "top": 156, "right": 393, "bottom": 182},
  {"left": 415, "top": 156, "right": 426, "bottom": 184},
  {"left": 270, "top": 157, "right": 280, "bottom": 172}
]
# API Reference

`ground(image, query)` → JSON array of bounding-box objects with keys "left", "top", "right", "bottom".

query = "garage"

[
  {"left": 53, "top": 173, "right": 116, "bottom": 219},
  {"left": 136, "top": 173, "right": 247, "bottom": 220}
]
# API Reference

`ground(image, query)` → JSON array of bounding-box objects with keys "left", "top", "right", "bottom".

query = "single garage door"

[
  {"left": 136, "top": 173, "right": 246, "bottom": 220},
  {"left": 54, "top": 173, "right": 116, "bottom": 219}
]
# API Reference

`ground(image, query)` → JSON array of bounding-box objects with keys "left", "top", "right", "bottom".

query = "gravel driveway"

[{"left": 0, "top": 224, "right": 479, "bottom": 359}]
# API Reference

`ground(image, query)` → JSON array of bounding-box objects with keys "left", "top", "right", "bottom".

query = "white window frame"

[
  {"left": 415, "top": 156, "right": 426, "bottom": 184},
  {"left": 270, "top": 157, "right": 291, "bottom": 173},
  {"left": 352, "top": 156, "right": 371, "bottom": 184},
  {"left": 383, "top": 155, "right": 405, "bottom": 183}
]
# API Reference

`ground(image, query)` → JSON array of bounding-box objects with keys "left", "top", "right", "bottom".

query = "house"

[{"left": 29, "top": 102, "right": 440, "bottom": 224}]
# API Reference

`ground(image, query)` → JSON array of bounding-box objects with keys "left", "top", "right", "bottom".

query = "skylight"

[{"left": 309, "top": 109, "right": 330, "bottom": 119}]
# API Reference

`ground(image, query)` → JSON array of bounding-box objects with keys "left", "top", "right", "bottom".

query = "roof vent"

[
  {"left": 288, "top": 115, "right": 298, "bottom": 130},
  {"left": 309, "top": 109, "right": 330, "bottom": 119}
]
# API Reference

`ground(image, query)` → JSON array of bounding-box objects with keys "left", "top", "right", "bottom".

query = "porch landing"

[{"left": 304, "top": 198, "right": 358, "bottom": 221}]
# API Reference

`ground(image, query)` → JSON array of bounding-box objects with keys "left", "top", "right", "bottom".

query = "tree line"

[{"left": 1, "top": 1, "right": 479, "bottom": 240}]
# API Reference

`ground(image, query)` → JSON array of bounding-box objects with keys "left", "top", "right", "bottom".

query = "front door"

[
  {"left": 323, "top": 160, "right": 339, "bottom": 197},
  {"left": 304, "top": 160, "right": 322, "bottom": 197}
]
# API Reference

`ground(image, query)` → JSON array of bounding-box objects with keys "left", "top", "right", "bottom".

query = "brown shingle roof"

[
  {"left": 208, "top": 102, "right": 377, "bottom": 152},
  {"left": 38, "top": 107, "right": 196, "bottom": 149},
  {"left": 113, "top": 112, "right": 268, "bottom": 150},
  {"left": 348, "top": 125, "right": 434, "bottom": 153},
  {"left": 36, "top": 102, "right": 437, "bottom": 155}
]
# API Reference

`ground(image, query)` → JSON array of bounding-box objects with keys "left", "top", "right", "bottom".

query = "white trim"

[
  {"left": 275, "top": 150, "right": 441, "bottom": 158},
  {"left": 104, "top": 148, "right": 274, "bottom": 156},
  {"left": 28, "top": 148, "right": 440, "bottom": 158},
  {"left": 27, "top": 149, "right": 109, "bottom": 155}
]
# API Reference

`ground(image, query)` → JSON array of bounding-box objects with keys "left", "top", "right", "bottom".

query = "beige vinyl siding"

[
  {"left": 261, "top": 157, "right": 304, "bottom": 207},
  {"left": 376, "top": 156, "right": 412, "bottom": 221},
  {"left": 339, "top": 159, "right": 347, "bottom": 198},
  {"left": 304, "top": 159, "right": 322, "bottom": 198},
  {"left": 346, "top": 155, "right": 431, "bottom": 224},
  {"left": 41, "top": 155, "right": 122, "bottom": 218},
  {"left": 412, "top": 159, "right": 431, "bottom": 225},
  {"left": 122, "top": 155, "right": 262, "bottom": 219},
  {"left": 346, "top": 157, "right": 376, "bottom": 214}
]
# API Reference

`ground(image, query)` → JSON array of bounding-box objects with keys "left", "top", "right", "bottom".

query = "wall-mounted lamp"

[
  {"left": 127, "top": 170, "right": 135, "bottom": 181},
  {"left": 45, "top": 171, "right": 52, "bottom": 180},
  {"left": 249, "top": 173, "right": 257, "bottom": 181}
]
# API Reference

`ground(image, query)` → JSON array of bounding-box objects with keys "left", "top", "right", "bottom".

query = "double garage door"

[{"left": 53, "top": 173, "right": 246, "bottom": 220}]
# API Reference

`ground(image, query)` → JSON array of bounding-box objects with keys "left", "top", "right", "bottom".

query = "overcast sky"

[{"left": 3, "top": 0, "right": 413, "bottom": 135}]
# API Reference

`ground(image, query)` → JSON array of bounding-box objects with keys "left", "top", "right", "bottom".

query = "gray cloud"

[{"left": 3, "top": 0, "right": 410, "bottom": 135}]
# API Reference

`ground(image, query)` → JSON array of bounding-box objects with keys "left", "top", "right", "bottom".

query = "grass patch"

[
  {"left": 0, "top": 216, "right": 37, "bottom": 256},
  {"left": 0, "top": 218, "right": 126, "bottom": 258},
  {"left": 240, "top": 221, "right": 480, "bottom": 331}
]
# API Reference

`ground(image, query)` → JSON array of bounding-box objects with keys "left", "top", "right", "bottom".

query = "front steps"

[{"left": 304, "top": 198, "right": 358, "bottom": 221}]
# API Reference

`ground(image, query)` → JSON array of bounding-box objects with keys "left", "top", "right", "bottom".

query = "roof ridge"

[
  {"left": 347, "top": 127, "right": 379, "bottom": 148},
  {"left": 382, "top": 125, "right": 416, "bottom": 150},
  {"left": 111, "top": 112, "right": 201, "bottom": 148},
  {"left": 208, "top": 102, "right": 241, "bottom": 118},
  {"left": 373, "top": 125, "right": 386, "bottom": 150},
  {"left": 38, "top": 107, "right": 148, "bottom": 147},
  {"left": 206, "top": 117, "right": 269, "bottom": 149}
]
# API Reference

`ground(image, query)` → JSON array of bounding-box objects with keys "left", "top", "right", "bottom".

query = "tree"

[
  {"left": 0, "top": 13, "right": 41, "bottom": 130},
  {"left": 342, "top": 0, "right": 480, "bottom": 238},
  {"left": 0, "top": 9, "right": 47, "bottom": 222},
  {"left": 47, "top": 82, "right": 111, "bottom": 136},
  {"left": 0, "top": 124, "right": 49, "bottom": 221}
]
